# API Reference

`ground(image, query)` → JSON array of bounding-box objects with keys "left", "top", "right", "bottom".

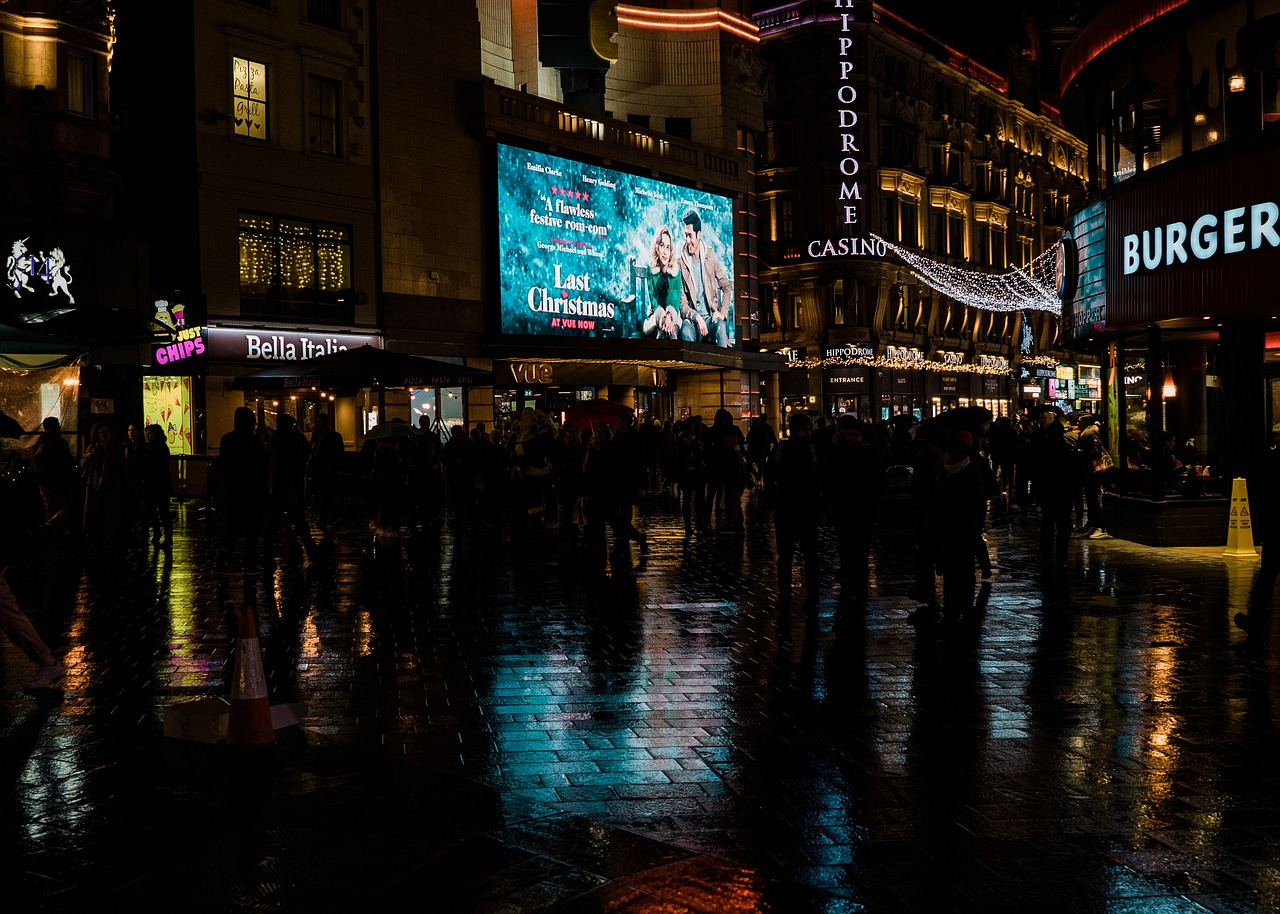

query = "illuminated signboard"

[
  {"left": 5, "top": 235, "right": 78, "bottom": 308},
  {"left": 152, "top": 326, "right": 207, "bottom": 370},
  {"left": 205, "top": 326, "right": 381, "bottom": 363},
  {"left": 495, "top": 143, "right": 736, "bottom": 347}
]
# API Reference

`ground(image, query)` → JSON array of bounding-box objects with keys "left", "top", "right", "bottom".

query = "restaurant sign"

[{"left": 206, "top": 327, "right": 381, "bottom": 363}]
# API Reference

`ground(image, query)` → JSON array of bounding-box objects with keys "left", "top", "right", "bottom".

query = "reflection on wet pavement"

[{"left": 5, "top": 493, "right": 1280, "bottom": 912}]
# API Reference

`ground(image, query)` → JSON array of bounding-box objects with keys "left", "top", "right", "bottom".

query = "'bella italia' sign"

[{"left": 206, "top": 327, "right": 381, "bottom": 363}]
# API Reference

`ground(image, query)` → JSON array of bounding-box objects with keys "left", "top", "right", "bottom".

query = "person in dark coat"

[
  {"left": 675, "top": 416, "right": 706, "bottom": 535},
  {"left": 929, "top": 431, "right": 987, "bottom": 629},
  {"left": 441, "top": 424, "right": 479, "bottom": 531},
  {"left": 81, "top": 421, "right": 134, "bottom": 550},
  {"left": 764, "top": 412, "right": 823, "bottom": 606},
  {"left": 141, "top": 424, "right": 173, "bottom": 547},
  {"left": 823, "top": 415, "right": 884, "bottom": 601},
  {"left": 31, "top": 416, "right": 79, "bottom": 535},
  {"left": 309, "top": 412, "right": 345, "bottom": 528},
  {"left": 1030, "top": 419, "right": 1079, "bottom": 564},
  {"left": 262, "top": 413, "right": 318, "bottom": 564},
  {"left": 0, "top": 445, "right": 65, "bottom": 691},
  {"left": 215, "top": 406, "right": 269, "bottom": 572}
]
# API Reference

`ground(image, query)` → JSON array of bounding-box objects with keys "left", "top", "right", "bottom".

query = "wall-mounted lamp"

[
  {"left": 1228, "top": 64, "right": 1246, "bottom": 93},
  {"left": 1193, "top": 112, "right": 1207, "bottom": 125},
  {"left": 1162, "top": 367, "right": 1177, "bottom": 398}
]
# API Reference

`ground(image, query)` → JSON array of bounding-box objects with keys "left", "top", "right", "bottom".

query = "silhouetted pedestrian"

[
  {"left": 765, "top": 412, "right": 823, "bottom": 607},
  {"left": 309, "top": 412, "right": 344, "bottom": 528},
  {"left": 824, "top": 415, "right": 883, "bottom": 601},
  {"left": 1030, "top": 420, "right": 1078, "bottom": 564},
  {"left": 262, "top": 413, "right": 318, "bottom": 564},
  {"left": 141, "top": 424, "right": 173, "bottom": 548},
  {"left": 0, "top": 443, "right": 64, "bottom": 691},
  {"left": 215, "top": 406, "right": 268, "bottom": 572},
  {"left": 31, "top": 416, "right": 78, "bottom": 536},
  {"left": 929, "top": 432, "right": 986, "bottom": 631},
  {"left": 81, "top": 422, "right": 134, "bottom": 551}
]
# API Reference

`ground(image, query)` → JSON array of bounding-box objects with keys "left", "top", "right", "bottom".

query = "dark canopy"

[
  {"left": 233, "top": 345, "right": 493, "bottom": 390},
  {"left": 0, "top": 322, "right": 86, "bottom": 369},
  {"left": 17, "top": 307, "right": 173, "bottom": 345}
]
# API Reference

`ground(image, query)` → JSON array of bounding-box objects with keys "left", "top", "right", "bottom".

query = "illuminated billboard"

[{"left": 495, "top": 143, "right": 736, "bottom": 348}]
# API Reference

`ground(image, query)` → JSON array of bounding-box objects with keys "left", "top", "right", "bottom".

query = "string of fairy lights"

[
  {"left": 870, "top": 233, "right": 1063, "bottom": 314},
  {"left": 784, "top": 238, "right": 1066, "bottom": 374},
  {"left": 789, "top": 352, "right": 1018, "bottom": 375}
]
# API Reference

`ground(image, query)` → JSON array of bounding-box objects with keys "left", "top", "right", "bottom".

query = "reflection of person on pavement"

[
  {"left": 642, "top": 226, "right": 681, "bottom": 339},
  {"left": 677, "top": 209, "right": 733, "bottom": 347}
]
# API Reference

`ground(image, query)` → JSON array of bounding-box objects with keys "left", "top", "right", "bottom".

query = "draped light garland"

[
  {"left": 870, "top": 233, "right": 1062, "bottom": 314},
  {"left": 789, "top": 353, "right": 1013, "bottom": 375}
]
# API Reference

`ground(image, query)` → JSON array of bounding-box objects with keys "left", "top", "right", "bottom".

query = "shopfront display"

[{"left": 141, "top": 376, "right": 194, "bottom": 455}]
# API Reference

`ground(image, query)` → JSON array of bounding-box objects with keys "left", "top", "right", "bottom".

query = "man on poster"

[{"left": 677, "top": 209, "right": 733, "bottom": 348}]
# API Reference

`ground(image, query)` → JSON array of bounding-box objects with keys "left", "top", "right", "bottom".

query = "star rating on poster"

[{"left": 550, "top": 185, "right": 590, "bottom": 203}]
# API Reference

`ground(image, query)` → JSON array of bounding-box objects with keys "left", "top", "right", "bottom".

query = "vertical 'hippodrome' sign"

[
  {"left": 834, "top": 0, "right": 862, "bottom": 229},
  {"left": 807, "top": 1, "right": 885, "bottom": 260}
]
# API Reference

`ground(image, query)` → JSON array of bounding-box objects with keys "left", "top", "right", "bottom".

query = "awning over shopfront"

[
  {"left": 16, "top": 307, "right": 173, "bottom": 346},
  {"left": 0, "top": 322, "right": 85, "bottom": 370},
  {"left": 233, "top": 344, "right": 494, "bottom": 391}
]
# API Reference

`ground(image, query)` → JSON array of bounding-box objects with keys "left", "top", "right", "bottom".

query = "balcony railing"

[{"left": 481, "top": 82, "right": 744, "bottom": 191}]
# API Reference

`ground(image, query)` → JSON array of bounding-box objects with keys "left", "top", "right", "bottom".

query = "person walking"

[
  {"left": 309, "top": 412, "right": 344, "bottom": 529},
  {"left": 31, "top": 416, "right": 79, "bottom": 536},
  {"left": 929, "top": 432, "right": 987, "bottom": 632},
  {"left": 745, "top": 415, "right": 776, "bottom": 486},
  {"left": 141, "top": 424, "right": 174, "bottom": 548},
  {"left": 214, "top": 406, "right": 269, "bottom": 572},
  {"left": 1030, "top": 419, "right": 1078, "bottom": 565},
  {"left": 824, "top": 415, "right": 884, "bottom": 602},
  {"left": 0, "top": 443, "right": 65, "bottom": 691},
  {"left": 262, "top": 413, "right": 318, "bottom": 565},
  {"left": 675, "top": 416, "right": 706, "bottom": 535},
  {"left": 708, "top": 408, "right": 749, "bottom": 531},
  {"left": 81, "top": 421, "right": 134, "bottom": 551},
  {"left": 764, "top": 412, "right": 823, "bottom": 607}
]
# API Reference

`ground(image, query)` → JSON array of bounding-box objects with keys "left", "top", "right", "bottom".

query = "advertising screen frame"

[{"left": 493, "top": 142, "right": 738, "bottom": 349}]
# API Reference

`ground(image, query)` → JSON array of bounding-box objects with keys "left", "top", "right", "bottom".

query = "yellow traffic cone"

[
  {"left": 225, "top": 605, "right": 275, "bottom": 746},
  {"left": 1224, "top": 477, "right": 1259, "bottom": 559}
]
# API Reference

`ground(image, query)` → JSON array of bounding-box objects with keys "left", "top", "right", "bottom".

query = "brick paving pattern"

[{"left": 3, "top": 491, "right": 1279, "bottom": 912}]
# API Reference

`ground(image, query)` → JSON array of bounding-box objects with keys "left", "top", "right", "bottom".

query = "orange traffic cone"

[{"left": 225, "top": 605, "right": 275, "bottom": 746}]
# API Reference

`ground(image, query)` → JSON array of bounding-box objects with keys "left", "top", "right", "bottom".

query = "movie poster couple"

[{"left": 640, "top": 208, "right": 733, "bottom": 348}]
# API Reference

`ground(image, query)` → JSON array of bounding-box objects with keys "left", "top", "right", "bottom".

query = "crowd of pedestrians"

[{"left": 4, "top": 397, "right": 1279, "bottom": 691}]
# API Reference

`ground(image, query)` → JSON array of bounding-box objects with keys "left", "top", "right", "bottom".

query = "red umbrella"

[{"left": 562, "top": 398, "right": 634, "bottom": 431}]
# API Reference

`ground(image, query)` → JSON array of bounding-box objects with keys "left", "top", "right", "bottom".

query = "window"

[
  {"left": 832, "top": 280, "right": 846, "bottom": 326},
  {"left": 790, "top": 294, "right": 804, "bottom": 331},
  {"left": 778, "top": 195, "right": 794, "bottom": 241},
  {"left": 307, "top": 75, "right": 341, "bottom": 156},
  {"left": 233, "top": 57, "right": 268, "bottom": 140},
  {"left": 66, "top": 51, "right": 93, "bottom": 117},
  {"left": 307, "top": 0, "right": 342, "bottom": 28},
  {"left": 948, "top": 213, "right": 965, "bottom": 259},
  {"left": 665, "top": 116, "right": 692, "bottom": 140},
  {"left": 627, "top": 113, "right": 650, "bottom": 129},
  {"left": 239, "top": 212, "right": 354, "bottom": 322}
]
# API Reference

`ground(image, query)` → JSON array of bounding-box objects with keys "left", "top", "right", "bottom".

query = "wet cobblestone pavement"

[{"left": 4, "top": 490, "right": 1280, "bottom": 912}]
